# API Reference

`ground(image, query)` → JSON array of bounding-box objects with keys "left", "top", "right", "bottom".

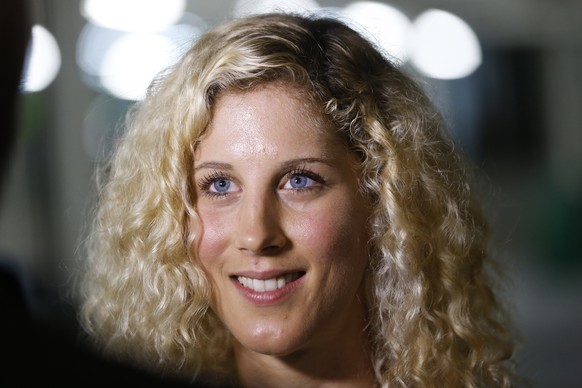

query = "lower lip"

[{"left": 231, "top": 275, "right": 304, "bottom": 306}]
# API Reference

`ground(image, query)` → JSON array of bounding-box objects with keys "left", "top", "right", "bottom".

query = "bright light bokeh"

[
  {"left": 343, "top": 1, "right": 411, "bottom": 62},
  {"left": 77, "top": 17, "right": 203, "bottom": 100},
  {"left": 409, "top": 9, "right": 482, "bottom": 80},
  {"left": 77, "top": 23, "right": 123, "bottom": 80},
  {"left": 21, "top": 25, "right": 61, "bottom": 93},
  {"left": 233, "top": 0, "right": 320, "bottom": 17},
  {"left": 81, "top": 0, "right": 186, "bottom": 32},
  {"left": 99, "top": 33, "right": 174, "bottom": 100}
]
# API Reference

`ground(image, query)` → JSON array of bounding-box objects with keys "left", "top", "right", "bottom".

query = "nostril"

[
  {"left": 263, "top": 244, "right": 282, "bottom": 252},
  {"left": 260, "top": 244, "right": 284, "bottom": 255}
]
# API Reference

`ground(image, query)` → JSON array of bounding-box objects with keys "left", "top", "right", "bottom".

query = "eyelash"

[{"left": 196, "top": 166, "right": 326, "bottom": 199}]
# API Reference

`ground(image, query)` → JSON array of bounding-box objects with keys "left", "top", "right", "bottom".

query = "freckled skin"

[{"left": 192, "top": 84, "right": 372, "bottom": 381}]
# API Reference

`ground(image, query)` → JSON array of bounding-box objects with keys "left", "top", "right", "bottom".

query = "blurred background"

[{"left": 1, "top": 0, "right": 581, "bottom": 386}]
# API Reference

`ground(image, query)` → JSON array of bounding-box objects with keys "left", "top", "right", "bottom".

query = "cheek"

[
  {"left": 194, "top": 209, "right": 230, "bottom": 268},
  {"left": 295, "top": 199, "right": 368, "bottom": 267}
]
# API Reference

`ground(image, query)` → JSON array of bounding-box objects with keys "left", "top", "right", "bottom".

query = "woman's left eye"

[{"left": 283, "top": 173, "right": 320, "bottom": 190}]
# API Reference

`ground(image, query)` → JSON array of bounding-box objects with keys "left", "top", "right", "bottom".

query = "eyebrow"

[
  {"left": 279, "top": 157, "right": 335, "bottom": 170},
  {"left": 194, "top": 161, "right": 233, "bottom": 171},
  {"left": 194, "top": 157, "right": 335, "bottom": 172}
]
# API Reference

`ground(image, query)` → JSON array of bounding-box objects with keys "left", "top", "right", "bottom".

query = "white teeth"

[
  {"left": 237, "top": 273, "right": 301, "bottom": 292},
  {"left": 253, "top": 278, "right": 265, "bottom": 292},
  {"left": 277, "top": 277, "right": 286, "bottom": 288},
  {"left": 265, "top": 278, "right": 277, "bottom": 291}
]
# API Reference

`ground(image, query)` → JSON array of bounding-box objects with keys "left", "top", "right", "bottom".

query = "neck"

[{"left": 236, "top": 350, "right": 377, "bottom": 388}]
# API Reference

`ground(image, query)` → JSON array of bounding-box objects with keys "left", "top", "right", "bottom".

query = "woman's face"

[{"left": 192, "top": 83, "right": 371, "bottom": 358}]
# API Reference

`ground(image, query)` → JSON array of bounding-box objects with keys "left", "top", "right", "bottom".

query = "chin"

[{"left": 232, "top": 324, "right": 307, "bottom": 357}]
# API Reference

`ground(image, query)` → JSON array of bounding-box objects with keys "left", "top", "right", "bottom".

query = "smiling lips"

[{"left": 237, "top": 272, "right": 304, "bottom": 292}]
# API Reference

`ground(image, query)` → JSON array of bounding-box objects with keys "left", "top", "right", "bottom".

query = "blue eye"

[
  {"left": 211, "top": 178, "right": 231, "bottom": 193},
  {"left": 197, "top": 170, "right": 240, "bottom": 199},
  {"left": 282, "top": 168, "right": 324, "bottom": 191},
  {"left": 289, "top": 175, "right": 311, "bottom": 188}
]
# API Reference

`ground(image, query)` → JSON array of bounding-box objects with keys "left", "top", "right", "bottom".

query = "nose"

[{"left": 235, "top": 191, "right": 287, "bottom": 255}]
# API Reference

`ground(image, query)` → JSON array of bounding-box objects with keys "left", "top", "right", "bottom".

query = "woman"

[{"left": 77, "top": 12, "right": 516, "bottom": 387}]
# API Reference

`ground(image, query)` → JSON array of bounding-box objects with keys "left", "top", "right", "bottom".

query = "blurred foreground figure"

[{"left": 0, "top": 1, "right": 29, "bottom": 182}]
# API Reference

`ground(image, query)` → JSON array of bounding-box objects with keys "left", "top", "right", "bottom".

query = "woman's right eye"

[
  {"left": 210, "top": 178, "right": 232, "bottom": 193},
  {"left": 198, "top": 171, "right": 239, "bottom": 198}
]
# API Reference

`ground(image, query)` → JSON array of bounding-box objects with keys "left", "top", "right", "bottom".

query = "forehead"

[
  {"left": 196, "top": 84, "right": 343, "bottom": 161},
  {"left": 211, "top": 82, "right": 323, "bottom": 128}
]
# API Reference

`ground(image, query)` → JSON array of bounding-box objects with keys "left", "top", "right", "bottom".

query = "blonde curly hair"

[{"left": 76, "top": 12, "right": 516, "bottom": 387}]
